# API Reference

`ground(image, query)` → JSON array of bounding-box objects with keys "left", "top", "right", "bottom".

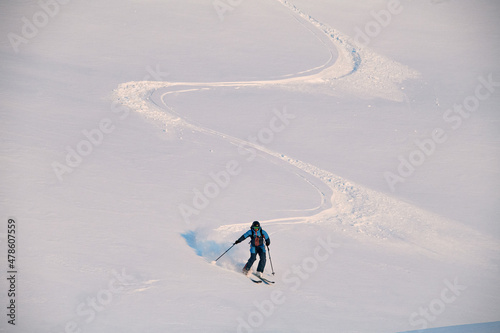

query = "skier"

[{"left": 234, "top": 221, "right": 270, "bottom": 277}]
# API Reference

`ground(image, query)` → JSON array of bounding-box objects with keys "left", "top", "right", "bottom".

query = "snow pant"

[{"left": 244, "top": 246, "right": 266, "bottom": 273}]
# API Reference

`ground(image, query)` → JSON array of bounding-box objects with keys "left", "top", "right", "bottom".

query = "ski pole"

[
  {"left": 212, "top": 243, "right": 236, "bottom": 263},
  {"left": 267, "top": 245, "right": 275, "bottom": 275}
]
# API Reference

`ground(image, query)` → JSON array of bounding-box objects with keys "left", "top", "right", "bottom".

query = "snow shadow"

[
  {"left": 181, "top": 230, "right": 244, "bottom": 271},
  {"left": 181, "top": 230, "right": 222, "bottom": 259},
  {"left": 399, "top": 321, "right": 500, "bottom": 333}
]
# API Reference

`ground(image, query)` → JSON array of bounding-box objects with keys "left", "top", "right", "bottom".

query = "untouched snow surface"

[{"left": 1, "top": 0, "right": 499, "bottom": 332}]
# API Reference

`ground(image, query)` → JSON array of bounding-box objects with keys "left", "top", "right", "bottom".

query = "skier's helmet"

[{"left": 251, "top": 221, "right": 260, "bottom": 230}]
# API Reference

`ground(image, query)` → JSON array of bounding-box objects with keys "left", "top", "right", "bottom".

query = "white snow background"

[{"left": 0, "top": 0, "right": 499, "bottom": 332}]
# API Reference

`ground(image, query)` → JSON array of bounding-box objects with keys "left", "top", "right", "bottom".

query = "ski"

[
  {"left": 243, "top": 271, "right": 262, "bottom": 283},
  {"left": 252, "top": 273, "right": 275, "bottom": 284},
  {"left": 249, "top": 277, "right": 263, "bottom": 284}
]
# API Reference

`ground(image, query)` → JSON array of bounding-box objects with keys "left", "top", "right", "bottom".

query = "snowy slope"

[
  {"left": 400, "top": 321, "right": 500, "bottom": 333},
  {"left": 1, "top": 0, "right": 499, "bottom": 333}
]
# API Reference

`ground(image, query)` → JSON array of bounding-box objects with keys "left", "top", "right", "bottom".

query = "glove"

[
  {"left": 234, "top": 239, "right": 241, "bottom": 244},
  {"left": 265, "top": 239, "right": 270, "bottom": 246}
]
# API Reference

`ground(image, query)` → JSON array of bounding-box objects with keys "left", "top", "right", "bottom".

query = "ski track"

[{"left": 113, "top": 0, "right": 498, "bottom": 267}]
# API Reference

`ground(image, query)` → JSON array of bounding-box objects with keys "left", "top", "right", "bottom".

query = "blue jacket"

[{"left": 236, "top": 229, "right": 270, "bottom": 253}]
